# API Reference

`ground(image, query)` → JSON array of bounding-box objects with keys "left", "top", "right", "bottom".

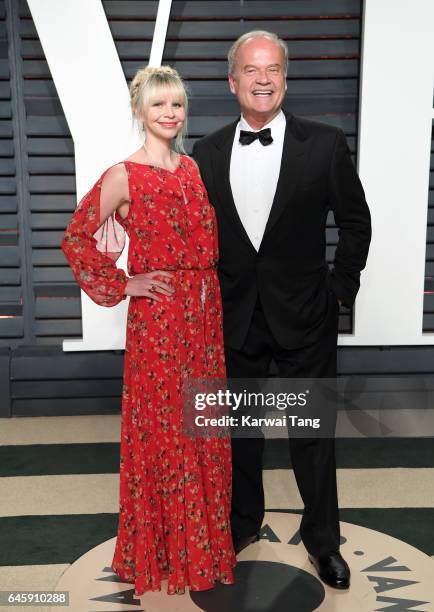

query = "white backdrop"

[
  {"left": 351, "top": 0, "right": 434, "bottom": 345},
  {"left": 27, "top": 0, "right": 434, "bottom": 350}
]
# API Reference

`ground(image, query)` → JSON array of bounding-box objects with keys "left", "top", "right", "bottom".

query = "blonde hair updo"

[{"left": 129, "top": 65, "right": 189, "bottom": 153}]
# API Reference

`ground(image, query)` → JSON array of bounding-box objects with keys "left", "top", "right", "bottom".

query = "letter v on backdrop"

[
  {"left": 27, "top": 0, "right": 172, "bottom": 351},
  {"left": 27, "top": 0, "right": 434, "bottom": 349}
]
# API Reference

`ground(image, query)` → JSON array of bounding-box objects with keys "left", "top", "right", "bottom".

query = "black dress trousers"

[{"left": 225, "top": 292, "right": 341, "bottom": 557}]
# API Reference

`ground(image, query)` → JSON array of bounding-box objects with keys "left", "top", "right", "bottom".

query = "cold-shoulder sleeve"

[{"left": 61, "top": 166, "right": 129, "bottom": 307}]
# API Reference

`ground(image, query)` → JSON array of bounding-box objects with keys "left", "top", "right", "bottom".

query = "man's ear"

[{"left": 228, "top": 73, "right": 237, "bottom": 95}]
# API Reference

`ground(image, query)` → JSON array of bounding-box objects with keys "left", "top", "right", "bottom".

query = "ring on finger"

[{"left": 149, "top": 284, "right": 156, "bottom": 293}]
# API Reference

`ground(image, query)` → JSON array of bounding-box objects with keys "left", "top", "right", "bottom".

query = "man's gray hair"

[{"left": 227, "top": 30, "right": 289, "bottom": 76}]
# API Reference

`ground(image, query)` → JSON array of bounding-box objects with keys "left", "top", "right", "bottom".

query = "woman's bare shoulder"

[
  {"left": 100, "top": 163, "right": 130, "bottom": 201},
  {"left": 102, "top": 162, "right": 128, "bottom": 184}
]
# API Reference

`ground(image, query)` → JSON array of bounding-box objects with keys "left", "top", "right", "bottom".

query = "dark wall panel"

[
  {"left": 0, "top": 0, "right": 23, "bottom": 342},
  {"left": 0, "top": 0, "right": 432, "bottom": 416},
  {"left": 423, "top": 121, "right": 434, "bottom": 331},
  {"left": 161, "top": 0, "right": 362, "bottom": 333},
  {"left": 9, "top": 0, "right": 361, "bottom": 352}
]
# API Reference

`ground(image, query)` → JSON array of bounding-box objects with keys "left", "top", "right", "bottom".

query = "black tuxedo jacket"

[{"left": 192, "top": 109, "right": 371, "bottom": 350}]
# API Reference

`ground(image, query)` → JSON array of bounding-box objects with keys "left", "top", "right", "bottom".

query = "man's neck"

[{"left": 241, "top": 108, "right": 282, "bottom": 131}]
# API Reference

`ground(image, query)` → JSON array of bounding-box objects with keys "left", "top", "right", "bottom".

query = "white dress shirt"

[{"left": 230, "top": 109, "right": 286, "bottom": 251}]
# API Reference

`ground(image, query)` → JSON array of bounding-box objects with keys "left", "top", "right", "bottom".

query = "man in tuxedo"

[{"left": 192, "top": 30, "right": 371, "bottom": 590}]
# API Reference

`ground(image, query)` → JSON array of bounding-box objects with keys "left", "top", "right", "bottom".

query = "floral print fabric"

[{"left": 61, "top": 155, "right": 236, "bottom": 595}]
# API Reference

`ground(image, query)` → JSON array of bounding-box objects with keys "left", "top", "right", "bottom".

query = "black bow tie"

[{"left": 239, "top": 127, "right": 273, "bottom": 146}]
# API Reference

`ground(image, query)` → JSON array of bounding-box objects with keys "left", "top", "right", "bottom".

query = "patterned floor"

[{"left": 0, "top": 415, "right": 433, "bottom": 611}]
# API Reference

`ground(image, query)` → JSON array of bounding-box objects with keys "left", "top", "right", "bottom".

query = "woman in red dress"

[{"left": 61, "top": 66, "right": 236, "bottom": 596}]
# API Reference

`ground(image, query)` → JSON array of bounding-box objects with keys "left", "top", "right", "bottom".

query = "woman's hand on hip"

[{"left": 125, "top": 270, "right": 175, "bottom": 301}]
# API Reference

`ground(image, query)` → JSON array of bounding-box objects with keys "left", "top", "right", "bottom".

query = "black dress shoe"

[
  {"left": 308, "top": 550, "right": 350, "bottom": 589},
  {"left": 233, "top": 532, "right": 260, "bottom": 555}
]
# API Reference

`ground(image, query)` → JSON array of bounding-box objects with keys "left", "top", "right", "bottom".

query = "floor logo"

[{"left": 55, "top": 512, "right": 434, "bottom": 611}]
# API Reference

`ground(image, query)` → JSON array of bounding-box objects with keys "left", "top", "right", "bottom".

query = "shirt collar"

[{"left": 239, "top": 109, "right": 286, "bottom": 134}]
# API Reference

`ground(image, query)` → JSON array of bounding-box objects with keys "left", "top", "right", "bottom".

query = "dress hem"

[{"left": 112, "top": 559, "right": 237, "bottom": 597}]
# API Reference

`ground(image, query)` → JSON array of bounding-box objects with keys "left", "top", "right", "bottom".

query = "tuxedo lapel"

[
  {"left": 262, "top": 110, "right": 310, "bottom": 239},
  {"left": 209, "top": 110, "right": 310, "bottom": 250},
  {"left": 210, "top": 119, "right": 256, "bottom": 250}
]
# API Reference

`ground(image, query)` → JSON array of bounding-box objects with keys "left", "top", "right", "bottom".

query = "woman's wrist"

[{"left": 122, "top": 274, "right": 131, "bottom": 298}]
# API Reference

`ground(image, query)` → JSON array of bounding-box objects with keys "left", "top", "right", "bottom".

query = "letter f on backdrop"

[{"left": 28, "top": 0, "right": 433, "bottom": 349}]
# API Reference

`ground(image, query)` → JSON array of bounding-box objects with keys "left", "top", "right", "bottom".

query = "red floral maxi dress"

[{"left": 61, "top": 155, "right": 236, "bottom": 596}]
